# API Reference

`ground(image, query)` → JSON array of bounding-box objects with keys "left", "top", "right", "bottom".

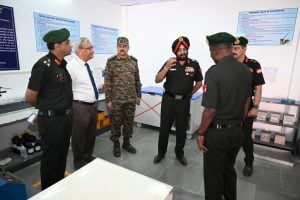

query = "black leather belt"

[
  {"left": 38, "top": 109, "right": 70, "bottom": 117},
  {"left": 209, "top": 123, "right": 242, "bottom": 130},
  {"left": 73, "top": 100, "right": 96, "bottom": 105},
  {"left": 164, "top": 91, "right": 191, "bottom": 100}
]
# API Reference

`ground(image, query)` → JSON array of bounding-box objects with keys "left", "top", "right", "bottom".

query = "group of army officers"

[{"left": 25, "top": 28, "right": 264, "bottom": 200}]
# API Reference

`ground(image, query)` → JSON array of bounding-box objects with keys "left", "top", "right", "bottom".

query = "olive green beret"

[
  {"left": 43, "top": 28, "right": 70, "bottom": 43},
  {"left": 206, "top": 32, "right": 236, "bottom": 46},
  {"left": 234, "top": 36, "right": 248, "bottom": 45},
  {"left": 172, "top": 36, "right": 190, "bottom": 54},
  {"left": 117, "top": 37, "right": 129, "bottom": 46}
]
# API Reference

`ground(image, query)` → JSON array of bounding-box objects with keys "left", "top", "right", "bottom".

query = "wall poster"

[
  {"left": 0, "top": 5, "right": 19, "bottom": 70},
  {"left": 237, "top": 8, "right": 298, "bottom": 45},
  {"left": 91, "top": 25, "right": 118, "bottom": 54},
  {"left": 33, "top": 12, "right": 80, "bottom": 52}
]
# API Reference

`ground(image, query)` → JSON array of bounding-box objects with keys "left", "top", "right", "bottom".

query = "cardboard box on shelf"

[
  {"left": 274, "top": 134, "right": 286, "bottom": 145},
  {"left": 260, "top": 132, "right": 271, "bottom": 142},
  {"left": 98, "top": 111, "right": 105, "bottom": 121},
  {"left": 257, "top": 111, "right": 267, "bottom": 121},
  {"left": 283, "top": 114, "right": 295, "bottom": 125},
  {"left": 269, "top": 112, "right": 281, "bottom": 123}
]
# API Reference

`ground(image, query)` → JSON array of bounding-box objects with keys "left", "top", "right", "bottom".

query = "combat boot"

[
  {"left": 122, "top": 138, "right": 137, "bottom": 154},
  {"left": 113, "top": 140, "right": 121, "bottom": 157}
]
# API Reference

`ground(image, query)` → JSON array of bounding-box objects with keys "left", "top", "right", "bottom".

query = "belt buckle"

[
  {"left": 175, "top": 95, "right": 182, "bottom": 100},
  {"left": 47, "top": 110, "right": 53, "bottom": 116}
]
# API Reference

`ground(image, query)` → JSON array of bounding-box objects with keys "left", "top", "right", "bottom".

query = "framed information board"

[
  {"left": 0, "top": 5, "right": 19, "bottom": 70},
  {"left": 237, "top": 8, "right": 298, "bottom": 45}
]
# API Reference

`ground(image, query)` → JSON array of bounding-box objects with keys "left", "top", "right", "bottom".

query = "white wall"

[
  {"left": 125, "top": 0, "right": 300, "bottom": 100},
  {"left": 0, "top": 0, "right": 122, "bottom": 104}
]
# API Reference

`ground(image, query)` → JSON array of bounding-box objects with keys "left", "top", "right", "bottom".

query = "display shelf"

[
  {"left": 253, "top": 100, "right": 300, "bottom": 154},
  {"left": 253, "top": 136, "right": 294, "bottom": 152}
]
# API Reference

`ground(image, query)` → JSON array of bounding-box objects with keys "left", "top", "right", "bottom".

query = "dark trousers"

[
  {"left": 158, "top": 94, "right": 190, "bottom": 157},
  {"left": 110, "top": 101, "right": 136, "bottom": 142},
  {"left": 37, "top": 112, "right": 72, "bottom": 190},
  {"left": 242, "top": 117, "right": 254, "bottom": 167},
  {"left": 71, "top": 102, "right": 98, "bottom": 169},
  {"left": 204, "top": 127, "right": 244, "bottom": 200}
]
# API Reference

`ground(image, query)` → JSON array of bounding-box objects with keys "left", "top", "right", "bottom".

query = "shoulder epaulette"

[
  {"left": 107, "top": 55, "right": 117, "bottom": 61},
  {"left": 38, "top": 55, "right": 52, "bottom": 68},
  {"left": 248, "top": 58, "right": 259, "bottom": 64},
  {"left": 130, "top": 55, "right": 137, "bottom": 62}
]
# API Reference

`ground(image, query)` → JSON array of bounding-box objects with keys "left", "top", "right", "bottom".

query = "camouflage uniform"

[{"left": 104, "top": 55, "right": 142, "bottom": 142}]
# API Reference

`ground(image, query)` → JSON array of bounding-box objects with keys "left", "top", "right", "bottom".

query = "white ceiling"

[{"left": 108, "top": 0, "right": 179, "bottom": 6}]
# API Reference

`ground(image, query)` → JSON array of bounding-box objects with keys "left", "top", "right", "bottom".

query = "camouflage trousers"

[{"left": 110, "top": 101, "right": 136, "bottom": 142}]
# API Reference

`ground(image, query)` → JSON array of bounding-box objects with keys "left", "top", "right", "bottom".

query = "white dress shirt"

[{"left": 67, "top": 55, "right": 99, "bottom": 103}]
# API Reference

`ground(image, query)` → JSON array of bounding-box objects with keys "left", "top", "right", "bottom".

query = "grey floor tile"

[
  {"left": 254, "top": 186, "right": 300, "bottom": 200},
  {"left": 172, "top": 187, "right": 205, "bottom": 200},
  {"left": 11, "top": 126, "right": 300, "bottom": 200},
  {"left": 158, "top": 163, "right": 204, "bottom": 194}
]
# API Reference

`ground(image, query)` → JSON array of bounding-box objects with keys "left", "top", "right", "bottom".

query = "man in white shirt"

[{"left": 67, "top": 37, "right": 99, "bottom": 170}]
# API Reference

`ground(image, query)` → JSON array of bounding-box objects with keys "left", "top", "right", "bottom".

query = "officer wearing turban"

[
  {"left": 154, "top": 36, "right": 203, "bottom": 166},
  {"left": 197, "top": 32, "right": 252, "bottom": 200},
  {"left": 233, "top": 36, "right": 265, "bottom": 177},
  {"left": 25, "top": 28, "right": 73, "bottom": 190}
]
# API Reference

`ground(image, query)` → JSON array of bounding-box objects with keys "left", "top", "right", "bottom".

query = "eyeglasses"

[{"left": 80, "top": 46, "right": 94, "bottom": 50}]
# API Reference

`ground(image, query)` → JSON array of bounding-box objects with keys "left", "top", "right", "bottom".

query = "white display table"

[
  {"left": 29, "top": 158, "right": 173, "bottom": 200},
  {"left": 134, "top": 86, "right": 203, "bottom": 139}
]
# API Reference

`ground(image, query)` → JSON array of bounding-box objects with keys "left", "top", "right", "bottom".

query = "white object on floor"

[
  {"left": 29, "top": 158, "right": 173, "bottom": 200},
  {"left": 0, "top": 157, "right": 12, "bottom": 166}
]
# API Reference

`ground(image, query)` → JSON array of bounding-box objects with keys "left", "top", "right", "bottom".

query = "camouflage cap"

[
  {"left": 117, "top": 37, "right": 129, "bottom": 46},
  {"left": 43, "top": 28, "right": 70, "bottom": 43},
  {"left": 234, "top": 36, "right": 248, "bottom": 46},
  {"left": 206, "top": 32, "right": 236, "bottom": 47}
]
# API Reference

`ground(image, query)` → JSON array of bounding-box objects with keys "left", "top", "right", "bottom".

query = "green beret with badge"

[
  {"left": 206, "top": 32, "right": 236, "bottom": 47},
  {"left": 43, "top": 28, "right": 70, "bottom": 43},
  {"left": 117, "top": 36, "right": 129, "bottom": 46},
  {"left": 234, "top": 36, "right": 248, "bottom": 46}
]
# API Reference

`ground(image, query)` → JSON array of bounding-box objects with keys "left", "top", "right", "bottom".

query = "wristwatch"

[{"left": 253, "top": 104, "right": 259, "bottom": 109}]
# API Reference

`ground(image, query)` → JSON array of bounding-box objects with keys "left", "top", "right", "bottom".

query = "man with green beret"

[
  {"left": 25, "top": 28, "right": 73, "bottom": 190},
  {"left": 197, "top": 32, "right": 252, "bottom": 199},
  {"left": 154, "top": 36, "right": 203, "bottom": 166},
  {"left": 233, "top": 36, "right": 265, "bottom": 177},
  {"left": 104, "top": 36, "right": 142, "bottom": 157}
]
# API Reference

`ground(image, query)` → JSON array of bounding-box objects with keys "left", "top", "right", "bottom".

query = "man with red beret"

[{"left": 154, "top": 36, "right": 203, "bottom": 166}]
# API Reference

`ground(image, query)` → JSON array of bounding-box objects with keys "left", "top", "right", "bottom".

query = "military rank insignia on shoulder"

[{"left": 41, "top": 58, "right": 51, "bottom": 68}]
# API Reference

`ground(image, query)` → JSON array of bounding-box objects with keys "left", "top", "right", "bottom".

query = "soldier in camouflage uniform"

[{"left": 104, "top": 37, "right": 142, "bottom": 157}]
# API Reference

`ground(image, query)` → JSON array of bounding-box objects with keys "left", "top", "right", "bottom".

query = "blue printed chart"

[
  {"left": 91, "top": 25, "right": 118, "bottom": 54},
  {"left": 33, "top": 12, "right": 80, "bottom": 52},
  {"left": 237, "top": 8, "right": 298, "bottom": 45},
  {"left": 0, "top": 5, "right": 19, "bottom": 70}
]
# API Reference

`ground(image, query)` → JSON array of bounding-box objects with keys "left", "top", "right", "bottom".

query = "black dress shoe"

[
  {"left": 177, "top": 156, "right": 187, "bottom": 166},
  {"left": 153, "top": 154, "right": 165, "bottom": 164},
  {"left": 113, "top": 140, "right": 121, "bottom": 157},
  {"left": 122, "top": 143, "right": 137, "bottom": 154},
  {"left": 243, "top": 166, "right": 253, "bottom": 177}
]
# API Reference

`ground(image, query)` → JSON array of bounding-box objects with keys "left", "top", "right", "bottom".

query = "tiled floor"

[{"left": 14, "top": 126, "right": 300, "bottom": 200}]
